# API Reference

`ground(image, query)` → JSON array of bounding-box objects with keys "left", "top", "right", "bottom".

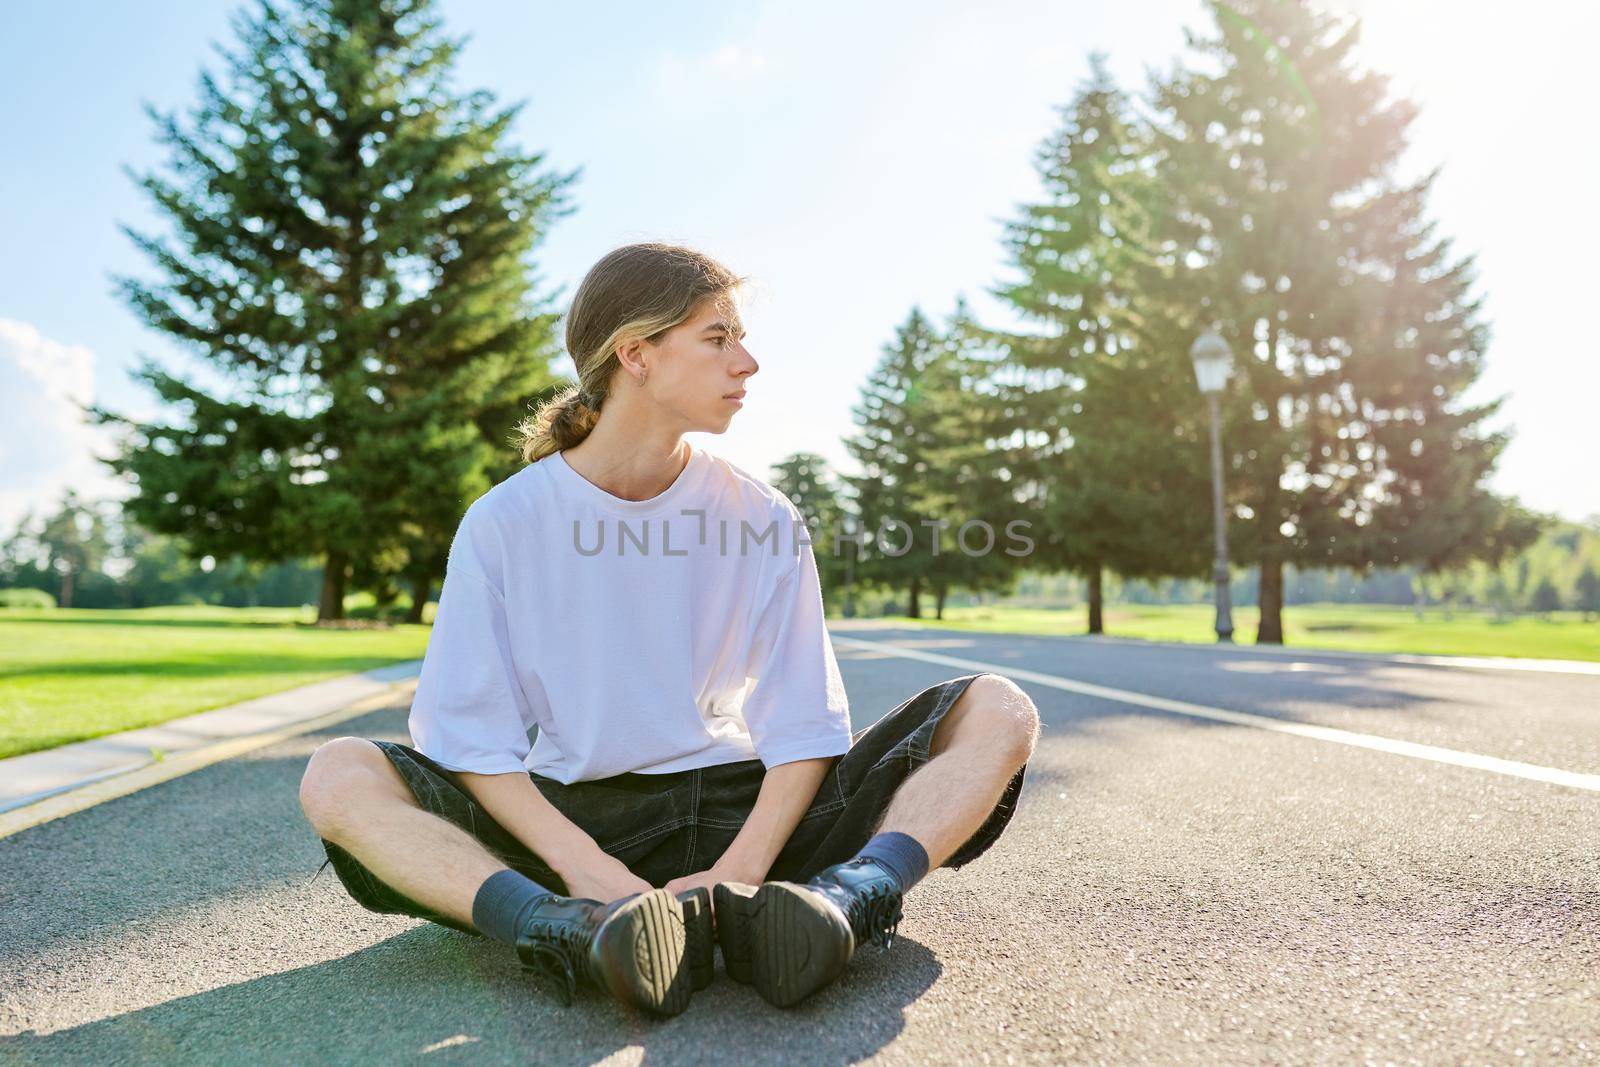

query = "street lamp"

[
  {"left": 1190, "top": 328, "right": 1235, "bottom": 643},
  {"left": 842, "top": 512, "right": 857, "bottom": 618}
]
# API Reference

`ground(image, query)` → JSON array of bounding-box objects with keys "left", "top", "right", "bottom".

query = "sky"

[{"left": 2, "top": 0, "right": 1596, "bottom": 541}]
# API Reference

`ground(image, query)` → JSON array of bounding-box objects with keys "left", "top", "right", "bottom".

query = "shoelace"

[
  {"left": 518, "top": 921, "right": 588, "bottom": 1006},
  {"left": 836, "top": 880, "right": 904, "bottom": 952}
]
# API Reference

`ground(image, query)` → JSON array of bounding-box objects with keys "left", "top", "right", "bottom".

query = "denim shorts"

[{"left": 313, "top": 672, "right": 1026, "bottom": 935}]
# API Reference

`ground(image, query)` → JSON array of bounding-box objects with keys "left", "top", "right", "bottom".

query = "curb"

[{"left": 0, "top": 660, "right": 422, "bottom": 841}]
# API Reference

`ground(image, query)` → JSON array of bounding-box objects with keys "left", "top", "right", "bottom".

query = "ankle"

[
  {"left": 852, "top": 831, "right": 929, "bottom": 892},
  {"left": 472, "top": 868, "right": 556, "bottom": 945}
]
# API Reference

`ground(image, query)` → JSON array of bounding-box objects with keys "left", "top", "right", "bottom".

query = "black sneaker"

[
  {"left": 515, "top": 888, "right": 693, "bottom": 1016},
  {"left": 677, "top": 886, "right": 715, "bottom": 991},
  {"left": 714, "top": 857, "right": 905, "bottom": 1008},
  {"left": 711, "top": 881, "right": 758, "bottom": 985}
]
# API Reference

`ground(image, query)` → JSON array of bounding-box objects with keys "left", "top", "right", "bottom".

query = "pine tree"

[
  {"left": 91, "top": 0, "right": 574, "bottom": 620},
  {"left": 1576, "top": 564, "right": 1600, "bottom": 623},
  {"left": 1147, "top": 0, "right": 1537, "bottom": 643},
  {"left": 770, "top": 452, "right": 853, "bottom": 609},
  {"left": 1531, "top": 577, "right": 1561, "bottom": 616},
  {"left": 917, "top": 297, "right": 1033, "bottom": 619},
  {"left": 985, "top": 55, "right": 1211, "bottom": 634},
  {"left": 842, "top": 308, "right": 955, "bottom": 618}
]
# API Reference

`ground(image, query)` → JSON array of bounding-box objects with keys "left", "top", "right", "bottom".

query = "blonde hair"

[{"left": 513, "top": 242, "right": 747, "bottom": 463}]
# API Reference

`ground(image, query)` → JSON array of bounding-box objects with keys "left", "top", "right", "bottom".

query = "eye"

[{"left": 711, "top": 336, "right": 727, "bottom": 346}]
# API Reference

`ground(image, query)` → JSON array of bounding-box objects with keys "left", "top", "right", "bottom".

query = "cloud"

[{"left": 0, "top": 318, "right": 130, "bottom": 535}]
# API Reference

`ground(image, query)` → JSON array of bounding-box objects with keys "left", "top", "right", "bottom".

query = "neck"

[{"left": 561, "top": 414, "right": 691, "bottom": 502}]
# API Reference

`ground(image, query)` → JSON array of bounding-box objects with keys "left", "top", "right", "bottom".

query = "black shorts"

[{"left": 314, "top": 672, "right": 1026, "bottom": 935}]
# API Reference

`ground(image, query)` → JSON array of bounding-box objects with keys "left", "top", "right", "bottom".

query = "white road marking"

[
  {"left": 832, "top": 635, "right": 1600, "bottom": 794},
  {"left": 1153, "top": 643, "right": 1600, "bottom": 677},
  {"left": 831, "top": 619, "right": 1600, "bottom": 675},
  {"left": 1218, "top": 660, "right": 1341, "bottom": 673}
]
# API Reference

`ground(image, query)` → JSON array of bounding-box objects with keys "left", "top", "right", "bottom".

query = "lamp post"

[
  {"left": 842, "top": 512, "right": 857, "bottom": 618},
  {"left": 1189, "top": 328, "right": 1235, "bottom": 643}
]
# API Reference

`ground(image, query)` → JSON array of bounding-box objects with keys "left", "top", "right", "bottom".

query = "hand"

[
  {"left": 561, "top": 855, "right": 653, "bottom": 904},
  {"left": 664, "top": 860, "right": 766, "bottom": 898}
]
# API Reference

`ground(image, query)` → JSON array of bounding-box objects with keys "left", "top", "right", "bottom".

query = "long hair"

[{"left": 513, "top": 242, "right": 747, "bottom": 463}]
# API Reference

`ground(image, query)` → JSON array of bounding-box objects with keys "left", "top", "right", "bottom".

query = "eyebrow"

[{"left": 702, "top": 320, "right": 746, "bottom": 338}]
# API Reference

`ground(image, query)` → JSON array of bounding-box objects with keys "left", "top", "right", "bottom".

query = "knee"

[
  {"left": 298, "top": 736, "right": 390, "bottom": 835},
  {"left": 959, "top": 674, "right": 1040, "bottom": 765}
]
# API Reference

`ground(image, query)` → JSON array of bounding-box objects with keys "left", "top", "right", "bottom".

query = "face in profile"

[{"left": 644, "top": 296, "right": 757, "bottom": 432}]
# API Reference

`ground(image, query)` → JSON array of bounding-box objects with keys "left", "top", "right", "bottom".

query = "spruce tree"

[
  {"left": 840, "top": 301, "right": 1023, "bottom": 621},
  {"left": 985, "top": 55, "right": 1211, "bottom": 634},
  {"left": 1576, "top": 564, "right": 1600, "bottom": 623},
  {"left": 91, "top": 0, "right": 574, "bottom": 620},
  {"left": 1147, "top": 0, "right": 1536, "bottom": 642},
  {"left": 1531, "top": 577, "right": 1561, "bottom": 616},
  {"left": 915, "top": 297, "right": 1032, "bottom": 619},
  {"left": 842, "top": 308, "right": 952, "bottom": 618},
  {"left": 770, "top": 452, "right": 853, "bottom": 605}
]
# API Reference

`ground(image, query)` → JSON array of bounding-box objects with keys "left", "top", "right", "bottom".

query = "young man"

[{"left": 297, "top": 244, "right": 1039, "bottom": 1016}]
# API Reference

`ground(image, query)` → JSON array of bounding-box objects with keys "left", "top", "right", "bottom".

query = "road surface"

[{"left": 2, "top": 626, "right": 1596, "bottom": 1064}]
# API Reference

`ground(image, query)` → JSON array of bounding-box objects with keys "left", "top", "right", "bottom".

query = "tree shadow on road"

[
  {"left": 0, "top": 923, "right": 941, "bottom": 1066},
  {"left": 837, "top": 629, "right": 1557, "bottom": 741}
]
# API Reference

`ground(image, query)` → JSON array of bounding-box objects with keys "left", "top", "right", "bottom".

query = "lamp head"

[{"left": 1189, "top": 329, "right": 1233, "bottom": 395}]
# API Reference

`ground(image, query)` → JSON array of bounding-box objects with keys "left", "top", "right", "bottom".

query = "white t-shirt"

[{"left": 406, "top": 439, "right": 853, "bottom": 784}]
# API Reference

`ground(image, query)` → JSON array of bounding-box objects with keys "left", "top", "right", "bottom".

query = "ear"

[{"left": 615, "top": 336, "right": 647, "bottom": 378}]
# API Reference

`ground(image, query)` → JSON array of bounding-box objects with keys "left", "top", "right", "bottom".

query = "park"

[{"left": 2, "top": 0, "right": 1596, "bottom": 1063}]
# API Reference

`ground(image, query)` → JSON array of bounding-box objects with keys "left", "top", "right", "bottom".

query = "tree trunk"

[
  {"left": 908, "top": 575, "right": 921, "bottom": 619},
  {"left": 934, "top": 584, "right": 947, "bottom": 620},
  {"left": 59, "top": 567, "right": 75, "bottom": 610},
  {"left": 406, "top": 571, "right": 434, "bottom": 625},
  {"left": 1086, "top": 566, "right": 1104, "bottom": 635},
  {"left": 318, "top": 550, "right": 349, "bottom": 622},
  {"left": 1256, "top": 551, "right": 1285, "bottom": 644}
]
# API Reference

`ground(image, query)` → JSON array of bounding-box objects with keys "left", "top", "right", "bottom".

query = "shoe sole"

[
  {"left": 677, "top": 886, "right": 715, "bottom": 991},
  {"left": 590, "top": 888, "right": 693, "bottom": 1017},
  {"left": 713, "top": 882, "right": 759, "bottom": 985},
  {"left": 720, "top": 881, "right": 855, "bottom": 1008}
]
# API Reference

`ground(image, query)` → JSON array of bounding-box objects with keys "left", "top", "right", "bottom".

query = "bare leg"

[
  {"left": 298, "top": 737, "right": 513, "bottom": 930},
  {"left": 875, "top": 674, "right": 1040, "bottom": 869},
  {"left": 301, "top": 738, "right": 706, "bottom": 1017}
]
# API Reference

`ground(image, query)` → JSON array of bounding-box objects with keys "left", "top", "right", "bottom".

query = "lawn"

[
  {"left": 0, "top": 604, "right": 430, "bottom": 760},
  {"left": 883, "top": 602, "right": 1600, "bottom": 662}
]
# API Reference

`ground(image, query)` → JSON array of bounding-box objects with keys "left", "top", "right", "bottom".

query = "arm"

[
  {"left": 664, "top": 756, "right": 832, "bottom": 894},
  {"left": 663, "top": 525, "right": 853, "bottom": 894},
  {"left": 455, "top": 770, "right": 652, "bottom": 903},
  {"left": 410, "top": 519, "right": 650, "bottom": 903}
]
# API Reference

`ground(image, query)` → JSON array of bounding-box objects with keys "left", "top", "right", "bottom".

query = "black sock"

[
  {"left": 853, "top": 831, "right": 929, "bottom": 891},
  {"left": 471, "top": 868, "right": 556, "bottom": 944}
]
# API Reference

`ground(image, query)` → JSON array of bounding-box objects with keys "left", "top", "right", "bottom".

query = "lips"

[{"left": 724, "top": 391, "right": 746, "bottom": 400}]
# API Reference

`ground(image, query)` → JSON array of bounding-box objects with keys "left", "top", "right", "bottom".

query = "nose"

[{"left": 735, "top": 342, "right": 758, "bottom": 377}]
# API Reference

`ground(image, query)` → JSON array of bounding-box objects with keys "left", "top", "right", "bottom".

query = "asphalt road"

[{"left": 2, "top": 626, "right": 1596, "bottom": 1065}]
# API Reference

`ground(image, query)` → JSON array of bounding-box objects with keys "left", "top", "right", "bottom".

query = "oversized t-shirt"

[{"left": 406, "top": 439, "right": 853, "bottom": 784}]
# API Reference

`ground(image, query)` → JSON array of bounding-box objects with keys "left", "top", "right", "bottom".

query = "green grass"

[
  {"left": 882, "top": 602, "right": 1600, "bottom": 662},
  {"left": 0, "top": 605, "right": 430, "bottom": 760}
]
